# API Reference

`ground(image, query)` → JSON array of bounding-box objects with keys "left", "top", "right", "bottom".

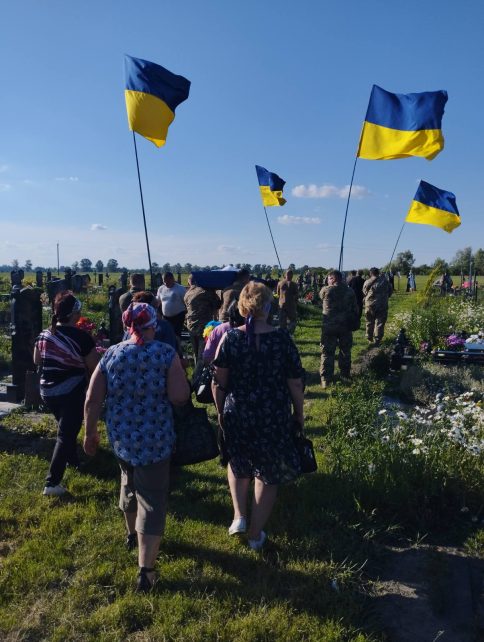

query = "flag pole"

[
  {"left": 132, "top": 131, "right": 154, "bottom": 289},
  {"left": 338, "top": 156, "right": 358, "bottom": 272},
  {"left": 263, "top": 206, "right": 283, "bottom": 271},
  {"left": 388, "top": 221, "right": 406, "bottom": 269}
]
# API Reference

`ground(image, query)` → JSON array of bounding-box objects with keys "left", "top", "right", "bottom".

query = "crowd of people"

[{"left": 33, "top": 265, "right": 398, "bottom": 591}]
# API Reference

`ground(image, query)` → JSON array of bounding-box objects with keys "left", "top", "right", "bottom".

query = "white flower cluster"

[
  {"left": 346, "top": 391, "right": 484, "bottom": 459},
  {"left": 377, "top": 391, "right": 484, "bottom": 457},
  {"left": 447, "top": 299, "right": 484, "bottom": 335}
]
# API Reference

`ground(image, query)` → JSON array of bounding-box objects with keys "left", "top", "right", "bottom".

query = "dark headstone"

[
  {"left": 108, "top": 285, "right": 125, "bottom": 344},
  {"left": 10, "top": 287, "right": 42, "bottom": 401},
  {"left": 98, "top": 273, "right": 104, "bottom": 286},
  {"left": 46, "top": 279, "right": 67, "bottom": 304},
  {"left": 35, "top": 270, "right": 43, "bottom": 288},
  {"left": 151, "top": 273, "right": 162, "bottom": 290},
  {"left": 46, "top": 270, "right": 52, "bottom": 282},
  {"left": 72, "top": 274, "right": 83, "bottom": 293},
  {"left": 177, "top": 272, "right": 182, "bottom": 284},
  {"left": 64, "top": 267, "right": 72, "bottom": 290},
  {"left": 10, "top": 270, "right": 24, "bottom": 287},
  {"left": 81, "top": 274, "right": 90, "bottom": 291},
  {"left": 120, "top": 271, "right": 128, "bottom": 289}
]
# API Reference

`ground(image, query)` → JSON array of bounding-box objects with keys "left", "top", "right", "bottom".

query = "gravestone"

[
  {"left": 8, "top": 287, "right": 42, "bottom": 402},
  {"left": 120, "top": 271, "right": 128, "bottom": 289},
  {"left": 35, "top": 270, "right": 43, "bottom": 288},
  {"left": 46, "top": 270, "right": 52, "bottom": 282},
  {"left": 46, "top": 279, "right": 67, "bottom": 303},
  {"left": 151, "top": 273, "right": 162, "bottom": 290},
  {"left": 72, "top": 274, "right": 83, "bottom": 293},
  {"left": 108, "top": 284, "right": 125, "bottom": 344},
  {"left": 98, "top": 273, "right": 104, "bottom": 286},
  {"left": 177, "top": 272, "right": 182, "bottom": 284},
  {"left": 81, "top": 274, "right": 91, "bottom": 291},
  {"left": 10, "top": 270, "right": 24, "bottom": 288},
  {"left": 64, "top": 267, "right": 73, "bottom": 290}
]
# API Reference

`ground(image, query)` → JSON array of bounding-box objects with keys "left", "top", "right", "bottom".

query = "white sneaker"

[
  {"left": 228, "top": 517, "right": 247, "bottom": 535},
  {"left": 42, "top": 484, "right": 66, "bottom": 497},
  {"left": 248, "top": 531, "right": 267, "bottom": 550}
]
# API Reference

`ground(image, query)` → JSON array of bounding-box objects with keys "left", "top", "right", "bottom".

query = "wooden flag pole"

[
  {"left": 132, "top": 132, "right": 155, "bottom": 289},
  {"left": 263, "top": 206, "right": 283, "bottom": 271},
  {"left": 338, "top": 156, "right": 358, "bottom": 271}
]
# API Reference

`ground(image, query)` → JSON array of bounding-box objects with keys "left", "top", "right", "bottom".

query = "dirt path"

[{"left": 371, "top": 544, "right": 484, "bottom": 641}]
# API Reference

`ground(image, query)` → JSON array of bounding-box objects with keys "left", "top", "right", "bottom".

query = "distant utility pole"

[{"left": 57, "top": 242, "right": 60, "bottom": 275}]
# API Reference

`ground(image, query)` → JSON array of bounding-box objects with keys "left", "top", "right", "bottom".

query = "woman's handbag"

[
  {"left": 292, "top": 418, "right": 317, "bottom": 474},
  {"left": 172, "top": 401, "right": 219, "bottom": 466},
  {"left": 191, "top": 362, "right": 214, "bottom": 404}
]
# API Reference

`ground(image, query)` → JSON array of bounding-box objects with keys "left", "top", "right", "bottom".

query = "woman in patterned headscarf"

[
  {"left": 83, "top": 302, "right": 190, "bottom": 592},
  {"left": 34, "top": 291, "right": 99, "bottom": 497}
]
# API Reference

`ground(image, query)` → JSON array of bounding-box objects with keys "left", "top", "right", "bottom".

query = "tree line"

[{"left": 3, "top": 247, "right": 483, "bottom": 276}]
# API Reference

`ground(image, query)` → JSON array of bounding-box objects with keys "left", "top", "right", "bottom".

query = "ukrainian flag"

[
  {"left": 357, "top": 85, "right": 448, "bottom": 160},
  {"left": 255, "top": 165, "right": 286, "bottom": 206},
  {"left": 406, "top": 181, "right": 461, "bottom": 233},
  {"left": 124, "top": 55, "right": 190, "bottom": 147}
]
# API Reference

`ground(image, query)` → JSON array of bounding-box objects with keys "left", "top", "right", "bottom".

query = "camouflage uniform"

[
  {"left": 362, "top": 275, "right": 392, "bottom": 343},
  {"left": 219, "top": 281, "right": 245, "bottom": 322},
  {"left": 184, "top": 286, "right": 221, "bottom": 362},
  {"left": 276, "top": 278, "right": 299, "bottom": 334},
  {"left": 319, "top": 283, "right": 358, "bottom": 383}
]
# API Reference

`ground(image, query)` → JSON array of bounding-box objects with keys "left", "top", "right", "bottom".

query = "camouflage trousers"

[
  {"left": 365, "top": 308, "right": 388, "bottom": 342},
  {"left": 320, "top": 331, "right": 352, "bottom": 382},
  {"left": 279, "top": 308, "right": 297, "bottom": 334}
]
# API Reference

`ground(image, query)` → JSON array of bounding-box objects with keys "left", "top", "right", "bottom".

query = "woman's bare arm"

[
  {"left": 83, "top": 365, "right": 106, "bottom": 455},
  {"left": 287, "top": 377, "right": 304, "bottom": 427},
  {"left": 167, "top": 354, "right": 190, "bottom": 406}
]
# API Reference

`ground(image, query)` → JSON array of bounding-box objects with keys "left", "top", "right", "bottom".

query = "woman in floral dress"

[{"left": 212, "top": 282, "right": 305, "bottom": 550}]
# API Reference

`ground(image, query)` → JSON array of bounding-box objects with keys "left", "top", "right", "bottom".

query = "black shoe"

[
  {"left": 126, "top": 532, "right": 137, "bottom": 551},
  {"left": 136, "top": 567, "right": 155, "bottom": 593}
]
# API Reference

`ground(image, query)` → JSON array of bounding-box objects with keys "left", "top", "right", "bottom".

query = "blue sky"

[{"left": 1, "top": 0, "right": 482, "bottom": 270}]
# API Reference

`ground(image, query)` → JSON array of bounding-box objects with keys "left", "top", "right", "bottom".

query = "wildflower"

[
  {"left": 381, "top": 435, "right": 390, "bottom": 443},
  {"left": 410, "top": 438, "right": 423, "bottom": 446},
  {"left": 378, "top": 409, "right": 387, "bottom": 415},
  {"left": 412, "top": 448, "right": 421, "bottom": 455},
  {"left": 368, "top": 463, "right": 375, "bottom": 474},
  {"left": 396, "top": 411, "right": 408, "bottom": 420},
  {"left": 347, "top": 429, "right": 358, "bottom": 438}
]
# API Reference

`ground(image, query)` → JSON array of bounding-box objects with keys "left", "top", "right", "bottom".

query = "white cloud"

[
  {"left": 0, "top": 183, "right": 11, "bottom": 192},
  {"left": 292, "top": 183, "right": 369, "bottom": 199},
  {"left": 217, "top": 244, "right": 239, "bottom": 253},
  {"left": 55, "top": 176, "right": 79, "bottom": 182},
  {"left": 277, "top": 215, "right": 321, "bottom": 225},
  {"left": 90, "top": 223, "right": 107, "bottom": 231}
]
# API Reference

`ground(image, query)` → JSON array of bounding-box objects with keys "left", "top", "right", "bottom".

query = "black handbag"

[
  {"left": 191, "top": 361, "right": 214, "bottom": 404},
  {"left": 172, "top": 401, "right": 219, "bottom": 466},
  {"left": 292, "top": 418, "right": 318, "bottom": 474}
]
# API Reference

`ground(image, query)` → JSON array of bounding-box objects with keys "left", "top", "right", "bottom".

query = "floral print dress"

[{"left": 213, "top": 328, "right": 304, "bottom": 484}]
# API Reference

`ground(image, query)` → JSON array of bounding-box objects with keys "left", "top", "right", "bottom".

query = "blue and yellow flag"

[
  {"left": 406, "top": 180, "right": 460, "bottom": 233},
  {"left": 357, "top": 85, "right": 448, "bottom": 160},
  {"left": 124, "top": 55, "right": 190, "bottom": 147},
  {"left": 255, "top": 165, "right": 286, "bottom": 206}
]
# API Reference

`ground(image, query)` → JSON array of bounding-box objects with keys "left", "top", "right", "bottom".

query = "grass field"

[{"left": 0, "top": 280, "right": 483, "bottom": 641}]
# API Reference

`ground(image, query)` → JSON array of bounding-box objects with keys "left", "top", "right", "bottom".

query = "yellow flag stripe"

[
  {"left": 125, "top": 90, "right": 175, "bottom": 148},
  {"left": 405, "top": 200, "right": 461, "bottom": 234},
  {"left": 357, "top": 121, "right": 444, "bottom": 160}
]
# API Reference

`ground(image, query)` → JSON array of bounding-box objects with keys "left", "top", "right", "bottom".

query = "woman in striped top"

[{"left": 34, "top": 291, "right": 99, "bottom": 496}]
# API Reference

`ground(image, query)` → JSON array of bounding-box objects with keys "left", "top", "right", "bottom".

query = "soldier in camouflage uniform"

[
  {"left": 362, "top": 267, "right": 393, "bottom": 345},
  {"left": 218, "top": 269, "right": 250, "bottom": 322},
  {"left": 184, "top": 276, "right": 221, "bottom": 364},
  {"left": 276, "top": 269, "right": 299, "bottom": 334},
  {"left": 319, "top": 270, "right": 359, "bottom": 388}
]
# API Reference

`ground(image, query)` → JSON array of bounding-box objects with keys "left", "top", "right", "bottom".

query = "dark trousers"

[
  {"left": 43, "top": 383, "right": 86, "bottom": 486},
  {"left": 190, "top": 332, "right": 204, "bottom": 365},
  {"left": 164, "top": 311, "right": 186, "bottom": 337}
]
